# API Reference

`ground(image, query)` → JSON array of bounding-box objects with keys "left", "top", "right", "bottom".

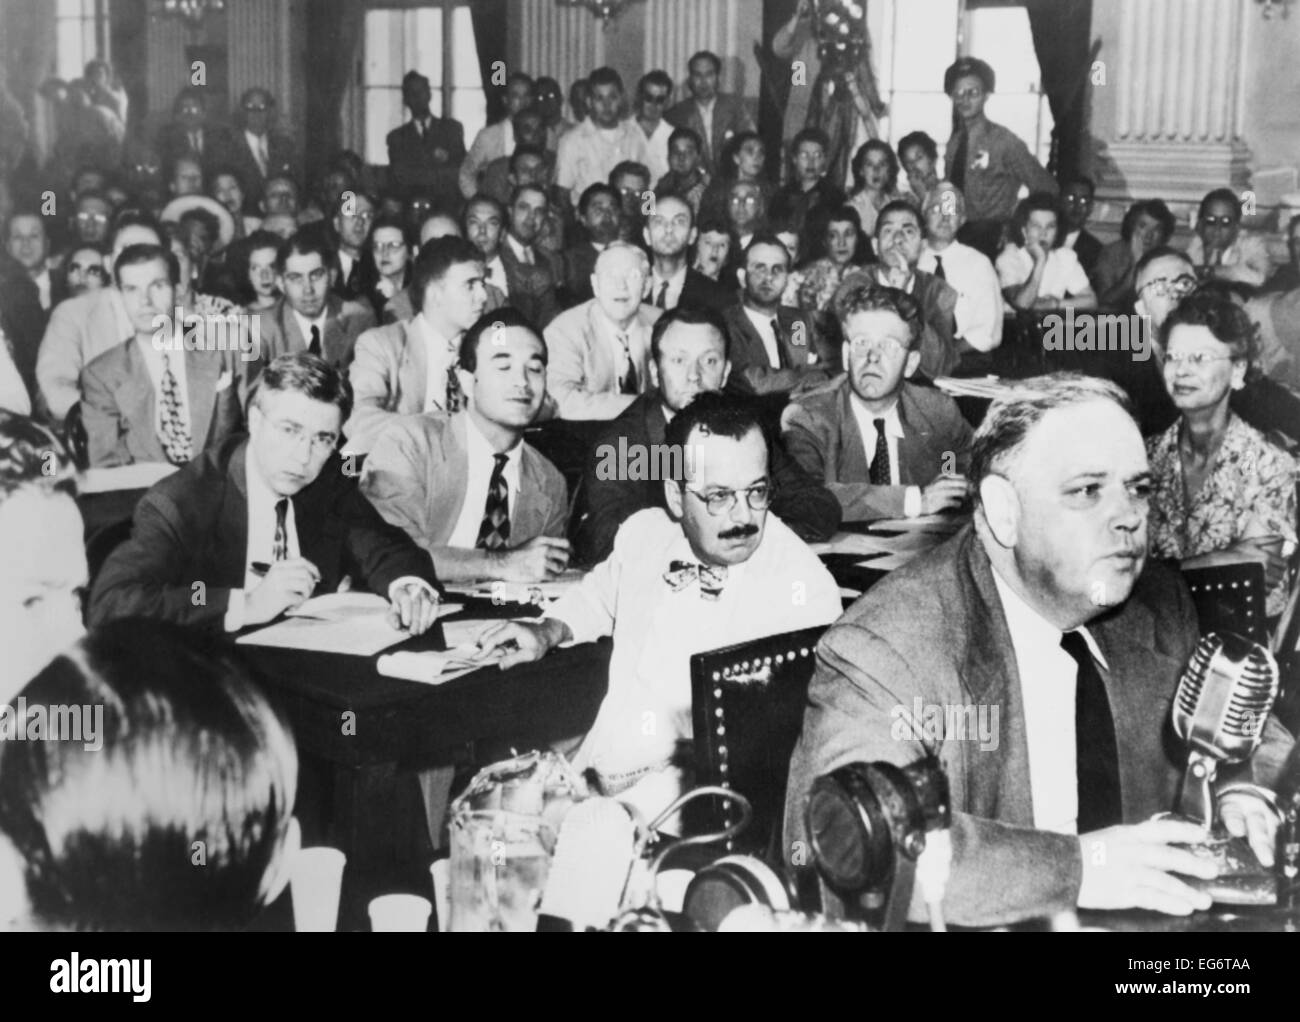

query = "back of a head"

[
  {"left": 0, "top": 621, "right": 298, "bottom": 931},
  {"left": 663, "top": 389, "right": 766, "bottom": 477},
  {"left": 412, "top": 234, "right": 482, "bottom": 309},
  {"left": 0, "top": 412, "right": 75, "bottom": 505}
]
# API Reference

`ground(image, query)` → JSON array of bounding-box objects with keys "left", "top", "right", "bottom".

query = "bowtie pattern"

[{"left": 663, "top": 559, "right": 728, "bottom": 600}]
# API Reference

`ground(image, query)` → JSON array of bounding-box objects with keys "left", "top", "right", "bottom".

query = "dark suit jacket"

[
  {"left": 673, "top": 268, "right": 734, "bottom": 314},
  {"left": 1071, "top": 228, "right": 1104, "bottom": 275},
  {"left": 332, "top": 250, "right": 377, "bottom": 304},
  {"left": 386, "top": 117, "right": 466, "bottom": 208},
  {"left": 156, "top": 121, "right": 237, "bottom": 176},
  {"left": 664, "top": 93, "right": 755, "bottom": 175},
  {"left": 80, "top": 339, "right": 243, "bottom": 467},
  {"left": 255, "top": 295, "right": 377, "bottom": 375},
  {"left": 560, "top": 242, "right": 602, "bottom": 308},
  {"left": 722, "top": 303, "right": 830, "bottom": 394},
  {"left": 227, "top": 128, "right": 297, "bottom": 209},
  {"left": 784, "top": 524, "right": 1293, "bottom": 927},
  {"left": 88, "top": 437, "right": 440, "bottom": 629},
  {"left": 781, "top": 378, "right": 972, "bottom": 520},
  {"left": 500, "top": 241, "right": 560, "bottom": 329},
  {"left": 0, "top": 254, "right": 44, "bottom": 401},
  {"left": 573, "top": 388, "right": 841, "bottom": 565}
]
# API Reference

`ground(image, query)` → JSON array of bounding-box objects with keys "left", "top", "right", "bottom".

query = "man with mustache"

[
  {"left": 785, "top": 372, "right": 1293, "bottom": 927},
  {"left": 476, "top": 390, "right": 842, "bottom": 821},
  {"left": 360, "top": 308, "right": 569, "bottom": 583}
]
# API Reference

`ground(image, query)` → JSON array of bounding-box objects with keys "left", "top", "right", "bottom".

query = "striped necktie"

[
  {"left": 475, "top": 454, "right": 511, "bottom": 550},
  {"left": 158, "top": 351, "right": 193, "bottom": 465}
]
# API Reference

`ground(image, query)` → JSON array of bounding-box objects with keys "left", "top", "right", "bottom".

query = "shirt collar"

[
  {"left": 849, "top": 393, "right": 904, "bottom": 437},
  {"left": 413, "top": 312, "right": 455, "bottom": 356},
  {"left": 652, "top": 263, "right": 687, "bottom": 290},
  {"left": 505, "top": 233, "right": 530, "bottom": 262},
  {"left": 463, "top": 409, "right": 523, "bottom": 479},
  {"left": 989, "top": 561, "right": 1109, "bottom": 669},
  {"left": 291, "top": 308, "right": 327, "bottom": 337}
]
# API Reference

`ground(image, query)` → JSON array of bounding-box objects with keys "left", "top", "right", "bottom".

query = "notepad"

[
  {"left": 80, "top": 462, "right": 178, "bottom": 493},
  {"left": 236, "top": 595, "right": 464, "bottom": 656}
]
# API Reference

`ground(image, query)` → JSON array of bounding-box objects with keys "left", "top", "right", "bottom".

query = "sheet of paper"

[
  {"left": 808, "top": 533, "right": 899, "bottom": 557},
  {"left": 442, "top": 568, "right": 588, "bottom": 604},
  {"left": 377, "top": 647, "right": 504, "bottom": 685},
  {"left": 933, "top": 376, "right": 1016, "bottom": 401},
  {"left": 236, "top": 611, "right": 413, "bottom": 656},
  {"left": 440, "top": 618, "right": 499, "bottom": 650},
  {"left": 286, "top": 593, "right": 463, "bottom": 622},
  {"left": 80, "top": 462, "right": 178, "bottom": 494},
  {"left": 868, "top": 514, "right": 966, "bottom": 535}
]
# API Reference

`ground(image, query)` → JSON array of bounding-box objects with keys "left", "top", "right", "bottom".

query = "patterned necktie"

[
  {"left": 663, "top": 559, "right": 728, "bottom": 600},
  {"left": 475, "top": 454, "right": 511, "bottom": 550},
  {"left": 272, "top": 498, "right": 289, "bottom": 562},
  {"left": 1061, "top": 630, "right": 1122, "bottom": 833},
  {"left": 948, "top": 128, "right": 968, "bottom": 192},
  {"left": 869, "top": 418, "right": 891, "bottom": 486},
  {"left": 933, "top": 255, "right": 946, "bottom": 281},
  {"left": 158, "top": 351, "right": 193, "bottom": 465},
  {"left": 445, "top": 363, "right": 466, "bottom": 412},
  {"left": 308, "top": 324, "right": 322, "bottom": 356},
  {"left": 656, "top": 281, "right": 669, "bottom": 309},
  {"left": 618, "top": 332, "right": 638, "bottom": 394},
  {"left": 770, "top": 318, "right": 787, "bottom": 369}
]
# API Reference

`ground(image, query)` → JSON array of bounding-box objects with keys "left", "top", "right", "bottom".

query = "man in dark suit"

[
  {"left": 784, "top": 372, "right": 1293, "bottom": 927},
  {"left": 81, "top": 244, "right": 243, "bottom": 467},
  {"left": 723, "top": 233, "right": 832, "bottom": 395},
  {"left": 330, "top": 191, "right": 378, "bottom": 303},
  {"left": 156, "top": 87, "right": 235, "bottom": 178},
  {"left": 496, "top": 185, "right": 561, "bottom": 329},
  {"left": 644, "top": 192, "right": 732, "bottom": 316},
  {"left": 573, "top": 304, "right": 840, "bottom": 565},
  {"left": 386, "top": 71, "right": 465, "bottom": 211},
  {"left": 1061, "top": 177, "right": 1104, "bottom": 276},
  {"left": 560, "top": 183, "right": 621, "bottom": 308},
  {"left": 664, "top": 50, "right": 755, "bottom": 177},
  {"left": 781, "top": 284, "right": 972, "bottom": 521},
  {"left": 89, "top": 352, "right": 441, "bottom": 635},
  {"left": 228, "top": 87, "right": 297, "bottom": 213}
]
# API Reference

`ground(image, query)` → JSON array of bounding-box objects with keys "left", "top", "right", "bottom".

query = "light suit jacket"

[{"left": 542, "top": 299, "right": 662, "bottom": 421}]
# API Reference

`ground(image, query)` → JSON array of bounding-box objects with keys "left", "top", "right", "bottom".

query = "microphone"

[
  {"left": 537, "top": 796, "right": 636, "bottom": 931},
  {"left": 1171, "top": 632, "right": 1280, "bottom": 826}
]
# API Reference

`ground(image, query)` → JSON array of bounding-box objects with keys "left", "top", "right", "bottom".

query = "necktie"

[
  {"left": 445, "top": 363, "right": 466, "bottom": 412},
  {"left": 663, "top": 559, "right": 728, "bottom": 600},
  {"left": 618, "top": 332, "right": 638, "bottom": 394},
  {"left": 948, "top": 129, "right": 968, "bottom": 192},
  {"left": 869, "top": 418, "right": 891, "bottom": 486},
  {"left": 158, "top": 351, "right": 193, "bottom": 465},
  {"left": 1061, "top": 630, "right": 1122, "bottom": 833},
  {"left": 308, "top": 325, "right": 322, "bottom": 356},
  {"left": 933, "top": 255, "right": 946, "bottom": 281},
  {"left": 475, "top": 454, "right": 511, "bottom": 550},
  {"left": 190, "top": 129, "right": 203, "bottom": 155},
  {"left": 656, "top": 281, "right": 669, "bottom": 309},
  {"left": 272, "top": 498, "right": 289, "bottom": 562},
  {"left": 771, "top": 318, "right": 788, "bottom": 369}
]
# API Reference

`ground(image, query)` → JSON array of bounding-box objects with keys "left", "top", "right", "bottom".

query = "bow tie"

[{"left": 663, "top": 559, "right": 728, "bottom": 600}]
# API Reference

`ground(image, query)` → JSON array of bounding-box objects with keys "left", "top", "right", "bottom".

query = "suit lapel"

[
  {"left": 281, "top": 302, "right": 307, "bottom": 355},
  {"left": 727, "top": 307, "right": 767, "bottom": 369},
  {"left": 586, "top": 303, "right": 616, "bottom": 392},
  {"left": 777, "top": 307, "right": 809, "bottom": 368},
  {"left": 399, "top": 319, "right": 430, "bottom": 412},
  {"left": 322, "top": 296, "right": 347, "bottom": 366},
  {"left": 184, "top": 347, "right": 220, "bottom": 448},
  {"left": 432, "top": 414, "right": 470, "bottom": 544},
  {"left": 895, "top": 385, "right": 934, "bottom": 487},
  {"left": 836, "top": 382, "right": 870, "bottom": 482},
  {"left": 514, "top": 445, "right": 549, "bottom": 540},
  {"left": 218, "top": 444, "right": 252, "bottom": 588}
]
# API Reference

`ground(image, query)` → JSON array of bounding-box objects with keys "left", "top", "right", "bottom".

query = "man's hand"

[
  {"left": 474, "top": 618, "right": 569, "bottom": 670},
  {"left": 1076, "top": 818, "right": 1218, "bottom": 915},
  {"left": 920, "top": 476, "right": 969, "bottom": 514},
  {"left": 387, "top": 580, "right": 440, "bottom": 636},
  {"left": 498, "top": 537, "right": 571, "bottom": 582},
  {"left": 1219, "top": 791, "right": 1279, "bottom": 868},
  {"left": 879, "top": 249, "right": 911, "bottom": 289},
  {"left": 244, "top": 557, "right": 320, "bottom": 626},
  {"left": 376, "top": 277, "right": 397, "bottom": 299},
  {"left": 1026, "top": 240, "right": 1048, "bottom": 265}
]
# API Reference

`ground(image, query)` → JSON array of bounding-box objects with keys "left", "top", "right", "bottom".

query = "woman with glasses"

[
  {"left": 1092, "top": 199, "right": 1177, "bottom": 310},
  {"left": 997, "top": 192, "right": 1096, "bottom": 312},
  {"left": 365, "top": 213, "right": 413, "bottom": 322},
  {"left": 1147, "top": 293, "right": 1297, "bottom": 616}
]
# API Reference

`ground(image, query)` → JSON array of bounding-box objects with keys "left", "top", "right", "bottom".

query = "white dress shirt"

[
  {"left": 545, "top": 507, "right": 843, "bottom": 821},
  {"left": 555, "top": 117, "right": 652, "bottom": 207},
  {"left": 484, "top": 254, "right": 509, "bottom": 297},
  {"left": 695, "top": 98, "right": 717, "bottom": 154},
  {"left": 996, "top": 245, "right": 1092, "bottom": 301},
  {"left": 0, "top": 328, "right": 30, "bottom": 414},
  {"left": 134, "top": 335, "right": 193, "bottom": 448},
  {"left": 596, "top": 308, "right": 645, "bottom": 391},
  {"left": 446, "top": 412, "right": 524, "bottom": 549},
  {"left": 920, "top": 241, "right": 1004, "bottom": 352},
  {"left": 338, "top": 251, "right": 357, "bottom": 286},
  {"left": 224, "top": 451, "right": 301, "bottom": 631},
  {"left": 644, "top": 118, "right": 675, "bottom": 184},
  {"left": 244, "top": 129, "right": 269, "bottom": 177},
  {"left": 848, "top": 394, "right": 922, "bottom": 517},
  {"left": 742, "top": 306, "right": 783, "bottom": 368},
  {"left": 412, "top": 313, "right": 459, "bottom": 413},
  {"left": 650, "top": 264, "right": 688, "bottom": 311},
  {"left": 33, "top": 267, "right": 52, "bottom": 311},
  {"left": 290, "top": 309, "right": 328, "bottom": 353},
  {"left": 990, "top": 565, "right": 1108, "bottom": 835},
  {"left": 505, "top": 233, "right": 533, "bottom": 266}
]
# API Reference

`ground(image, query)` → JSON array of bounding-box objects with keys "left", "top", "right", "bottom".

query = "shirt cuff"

[
  {"left": 224, "top": 589, "right": 246, "bottom": 632},
  {"left": 904, "top": 485, "right": 922, "bottom": 518},
  {"left": 388, "top": 576, "right": 438, "bottom": 602}
]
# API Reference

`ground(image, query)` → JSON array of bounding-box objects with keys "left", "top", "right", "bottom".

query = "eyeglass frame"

[
  {"left": 680, "top": 480, "right": 774, "bottom": 516},
  {"left": 1137, "top": 273, "right": 1197, "bottom": 300}
]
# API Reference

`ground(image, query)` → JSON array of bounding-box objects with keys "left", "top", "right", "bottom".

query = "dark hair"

[
  {"left": 943, "top": 56, "right": 996, "bottom": 95},
  {"left": 650, "top": 189, "right": 695, "bottom": 228},
  {"left": 244, "top": 228, "right": 282, "bottom": 257},
  {"left": 1160, "top": 291, "right": 1258, "bottom": 375},
  {"left": 458, "top": 307, "right": 547, "bottom": 374},
  {"left": 509, "top": 143, "right": 548, "bottom": 177},
  {"left": 171, "top": 85, "right": 207, "bottom": 115},
  {"left": 697, "top": 213, "right": 730, "bottom": 237},
  {"left": 1063, "top": 176, "right": 1096, "bottom": 198},
  {"left": 851, "top": 140, "right": 900, "bottom": 194},
  {"left": 254, "top": 352, "right": 353, "bottom": 422},
  {"left": 1134, "top": 244, "right": 1194, "bottom": 281},
  {"left": 507, "top": 182, "right": 549, "bottom": 214},
  {"left": 667, "top": 127, "right": 703, "bottom": 154},
  {"left": 587, "top": 67, "right": 624, "bottom": 93},
  {"left": 114, "top": 242, "right": 179, "bottom": 285},
  {"left": 649, "top": 304, "right": 730, "bottom": 363},
  {"left": 1198, "top": 188, "right": 1242, "bottom": 223},
  {"left": 791, "top": 128, "right": 830, "bottom": 155},
  {"left": 1008, "top": 192, "right": 1064, "bottom": 248},
  {"left": 637, "top": 70, "right": 674, "bottom": 99},
  {"left": 688, "top": 50, "right": 723, "bottom": 75},
  {"left": 401, "top": 70, "right": 430, "bottom": 92},
  {"left": 968, "top": 373, "right": 1132, "bottom": 496},
  {"left": 833, "top": 281, "right": 923, "bottom": 350},
  {"left": 896, "top": 131, "right": 939, "bottom": 164},
  {"left": 0, "top": 412, "right": 75, "bottom": 502},
  {"left": 274, "top": 231, "right": 336, "bottom": 274},
  {"left": 107, "top": 211, "right": 162, "bottom": 250},
  {"left": 578, "top": 182, "right": 619, "bottom": 217},
  {"left": 0, "top": 621, "right": 297, "bottom": 932},
  {"left": 463, "top": 193, "right": 506, "bottom": 226},
  {"left": 411, "top": 235, "right": 482, "bottom": 311},
  {"left": 505, "top": 71, "right": 535, "bottom": 92},
  {"left": 742, "top": 231, "right": 792, "bottom": 268},
  {"left": 1120, "top": 199, "right": 1176, "bottom": 244},
  {"left": 208, "top": 164, "right": 247, "bottom": 192},
  {"left": 178, "top": 206, "right": 221, "bottom": 241},
  {"left": 874, "top": 198, "right": 922, "bottom": 238},
  {"left": 720, "top": 130, "right": 763, "bottom": 182},
  {"left": 609, "top": 161, "right": 651, "bottom": 187},
  {"left": 369, "top": 211, "right": 412, "bottom": 248},
  {"left": 663, "top": 391, "right": 766, "bottom": 482}
]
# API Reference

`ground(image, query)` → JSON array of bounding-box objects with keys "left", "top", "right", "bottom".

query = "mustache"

[{"left": 718, "top": 524, "right": 759, "bottom": 540}]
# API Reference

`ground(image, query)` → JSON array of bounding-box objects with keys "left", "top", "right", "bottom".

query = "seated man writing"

[
  {"left": 475, "top": 391, "right": 843, "bottom": 820},
  {"left": 784, "top": 372, "right": 1293, "bottom": 927},
  {"left": 361, "top": 308, "right": 570, "bottom": 583},
  {"left": 89, "top": 352, "right": 441, "bottom": 635},
  {"left": 781, "top": 284, "right": 972, "bottom": 521}
]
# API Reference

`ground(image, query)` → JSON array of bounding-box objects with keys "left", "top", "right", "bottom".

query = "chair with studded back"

[
  {"left": 1180, "top": 561, "right": 1269, "bottom": 647},
  {"left": 688, "top": 625, "right": 829, "bottom": 860}
]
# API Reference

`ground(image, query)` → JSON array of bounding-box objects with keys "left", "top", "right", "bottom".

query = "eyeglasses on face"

[
  {"left": 270, "top": 418, "right": 338, "bottom": 452},
  {"left": 849, "top": 335, "right": 909, "bottom": 359},
  {"left": 682, "top": 481, "right": 773, "bottom": 516},
  {"left": 1138, "top": 274, "right": 1196, "bottom": 300},
  {"left": 372, "top": 241, "right": 406, "bottom": 253},
  {"left": 1200, "top": 215, "right": 1237, "bottom": 228},
  {"left": 952, "top": 88, "right": 984, "bottom": 101}
]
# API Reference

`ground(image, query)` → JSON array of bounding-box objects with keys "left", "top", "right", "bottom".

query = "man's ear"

[
  {"left": 643, "top": 225, "right": 652, "bottom": 249},
  {"left": 978, "top": 474, "right": 1020, "bottom": 550},
  {"left": 720, "top": 358, "right": 732, "bottom": 389},
  {"left": 257, "top": 815, "right": 301, "bottom": 907},
  {"left": 902, "top": 349, "right": 922, "bottom": 379},
  {"left": 687, "top": 226, "right": 698, "bottom": 248},
  {"left": 663, "top": 478, "right": 685, "bottom": 520},
  {"left": 871, "top": 236, "right": 880, "bottom": 258},
  {"left": 327, "top": 265, "right": 338, "bottom": 288},
  {"left": 737, "top": 268, "right": 748, "bottom": 292},
  {"left": 648, "top": 358, "right": 660, "bottom": 390},
  {"left": 456, "top": 366, "right": 475, "bottom": 404}
]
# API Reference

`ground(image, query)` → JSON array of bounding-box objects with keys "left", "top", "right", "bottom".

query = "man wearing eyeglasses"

[
  {"left": 476, "top": 389, "right": 842, "bottom": 821},
  {"left": 331, "top": 192, "right": 377, "bottom": 302},
  {"left": 90, "top": 352, "right": 442, "bottom": 634},
  {"left": 229, "top": 87, "right": 297, "bottom": 213},
  {"left": 1185, "top": 188, "right": 1271, "bottom": 288},
  {"left": 782, "top": 283, "right": 972, "bottom": 522},
  {"left": 635, "top": 71, "right": 676, "bottom": 185}
]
